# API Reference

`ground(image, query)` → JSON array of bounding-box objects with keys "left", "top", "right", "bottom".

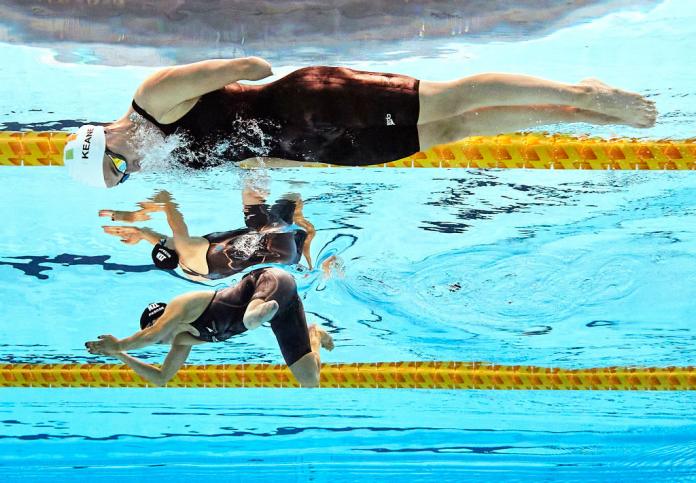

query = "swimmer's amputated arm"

[{"left": 136, "top": 57, "right": 273, "bottom": 117}]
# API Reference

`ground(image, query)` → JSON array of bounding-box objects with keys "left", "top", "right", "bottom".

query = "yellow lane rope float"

[
  {"left": 0, "top": 362, "right": 693, "bottom": 389},
  {"left": 2, "top": 131, "right": 696, "bottom": 170}
]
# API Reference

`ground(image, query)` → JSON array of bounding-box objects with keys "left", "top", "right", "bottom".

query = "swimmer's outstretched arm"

[
  {"left": 139, "top": 197, "right": 208, "bottom": 261},
  {"left": 135, "top": 57, "right": 273, "bottom": 118},
  {"left": 85, "top": 295, "right": 197, "bottom": 353},
  {"left": 86, "top": 295, "right": 209, "bottom": 386},
  {"left": 112, "top": 341, "right": 193, "bottom": 387}
]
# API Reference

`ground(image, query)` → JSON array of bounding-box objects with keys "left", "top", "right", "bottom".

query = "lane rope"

[
  {"left": 1, "top": 362, "right": 693, "bottom": 389},
  {"left": 2, "top": 131, "right": 696, "bottom": 170}
]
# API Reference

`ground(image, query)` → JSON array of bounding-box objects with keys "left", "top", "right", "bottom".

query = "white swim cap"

[{"left": 63, "top": 125, "right": 107, "bottom": 188}]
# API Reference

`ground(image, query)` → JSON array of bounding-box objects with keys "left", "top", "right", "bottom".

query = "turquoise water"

[{"left": 1, "top": 0, "right": 696, "bottom": 481}]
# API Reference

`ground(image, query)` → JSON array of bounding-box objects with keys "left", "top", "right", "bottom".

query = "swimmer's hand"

[
  {"left": 85, "top": 335, "right": 121, "bottom": 356},
  {"left": 99, "top": 209, "right": 152, "bottom": 223},
  {"left": 102, "top": 226, "right": 145, "bottom": 244}
]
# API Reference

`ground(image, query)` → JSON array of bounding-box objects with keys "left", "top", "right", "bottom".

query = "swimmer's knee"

[{"left": 298, "top": 370, "right": 320, "bottom": 388}]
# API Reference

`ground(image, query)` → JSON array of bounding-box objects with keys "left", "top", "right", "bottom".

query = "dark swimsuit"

[
  {"left": 131, "top": 66, "right": 421, "bottom": 167},
  {"left": 189, "top": 267, "right": 311, "bottom": 366},
  {"left": 181, "top": 199, "right": 307, "bottom": 280}
]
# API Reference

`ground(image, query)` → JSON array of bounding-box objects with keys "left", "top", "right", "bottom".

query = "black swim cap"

[
  {"left": 140, "top": 302, "right": 167, "bottom": 330},
  {"left": 152, "top": 240, "right": 179, "bottom": 270}
]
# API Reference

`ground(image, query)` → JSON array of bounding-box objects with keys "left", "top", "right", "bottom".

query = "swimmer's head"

[
  {"left": 152, "top": 239, "right": 179, "bottom": 270},
  {"left": 64, "top": 125, "right": 131, "bottom": 188},
  {"left": 140, "top": 302, "right": 167, "bottom": 330}
]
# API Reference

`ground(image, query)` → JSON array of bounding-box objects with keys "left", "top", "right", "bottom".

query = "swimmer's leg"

[
  {"left": 289, "top": 324, "right": 334, "bottom": 388},
  {"left": 418, "top": 75, "right": 656, "bottom": 127},
  {"left": 417, "top": 105, "right": 625, "bottom": 149},
  {"left": 252, "top": 268, "right": 332, "bottom": 387}
]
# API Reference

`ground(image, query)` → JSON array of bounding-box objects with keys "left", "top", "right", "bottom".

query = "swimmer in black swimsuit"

[
  {"left": 63, "top": 57, "right": 657, "bottom": 187},
  {"left": 85, "top": 267, "right": 334, "bottom": 387},
  {"left": 100, "top": 188, "right": 316, "bottom": 280}
]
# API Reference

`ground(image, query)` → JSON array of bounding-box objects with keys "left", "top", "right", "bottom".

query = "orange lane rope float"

[
  {"left": 1, "top": 131, "right": 696, "bottom": 170},
  {"left": 0, "top": 362, "right": 693, "bottom": 389}
]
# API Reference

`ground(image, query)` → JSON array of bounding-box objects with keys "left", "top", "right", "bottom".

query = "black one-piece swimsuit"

[
  {"left": 131, "top": 66, "right": 421, "bottom": 167},
  {"left": 181, "top": 199, "right": 307, "bottom": 280},
  {"left": 189, "top": 267, "right": 311, "bottom": 366}
]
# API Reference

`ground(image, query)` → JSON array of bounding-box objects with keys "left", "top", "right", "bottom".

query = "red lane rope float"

[
  {"left": 0, "top": 363, "right": 694, "bottom": 389},
  {"left": 2, "top": 131, "right": 696, "bottom": 170}
]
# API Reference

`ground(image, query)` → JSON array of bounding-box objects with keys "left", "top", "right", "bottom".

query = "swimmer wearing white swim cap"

[
  {"left": 65, "top": 56, "right": 656, "bottom": 188},
  {"left": 63, "top": 125, "right": 131, "bottom": 188}
]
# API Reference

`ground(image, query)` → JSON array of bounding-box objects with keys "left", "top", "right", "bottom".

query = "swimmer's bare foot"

[
  {"left": 243, "top": 300, "right": 279, "bottom": 330},
  {"left": 309, "top": 324, "right": 334, "bottom": 351},
  {"left": 579, "top": 79, "right": 657, "bottom": 128}
]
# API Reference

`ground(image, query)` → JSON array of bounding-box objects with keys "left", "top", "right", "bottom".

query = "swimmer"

[
  {"left": 63, "top": 57, "right": 657, "bottom": 187},
  {"left": 84, "top": 267, "right": 334, "bottom": 387},
  {"left": 100, "top": 188, "right": 315, "bottom": 280}
]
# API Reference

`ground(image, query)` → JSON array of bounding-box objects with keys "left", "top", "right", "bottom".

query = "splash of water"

[
  {"left": 229, "top": 232, "right": 264, "bottom": 260},
  {"left": 130, "top": 112, "right": 276, "bottom": 176},
  {"left": 129, "top": 112, "right": 187, "bottom": 172}
]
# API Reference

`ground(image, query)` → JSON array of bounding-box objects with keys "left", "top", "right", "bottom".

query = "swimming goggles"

[{"left": 105, "top": 149, "right": 130, "bottom": 184}]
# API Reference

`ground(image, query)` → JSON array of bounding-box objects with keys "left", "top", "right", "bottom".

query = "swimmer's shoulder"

[
  {"left": 133, "top": 74, "right": 197, "bottom": 125},
  {"left": 132, "top": 58, "right": 269, "bottom": 123}
]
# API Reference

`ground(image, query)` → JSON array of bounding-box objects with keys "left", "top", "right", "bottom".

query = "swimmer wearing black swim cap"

[
  {"left": 85, "top": 268, "right": 334, "bottom": 387},
  {"left": 100, "top": 188, "right": 315, "bottom": 281},
  {"left": 140, "top": 302, "right": 167, "bottom": 330},
  {"left": 65, "top": 56, "right": 655, "bottom": 187},
  {"left": 151, "top": 241, "right": 179, "bottom": 270}
]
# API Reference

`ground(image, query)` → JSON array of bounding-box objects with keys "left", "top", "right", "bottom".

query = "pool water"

[{"left": 1, "top": 0, "right": 696, "bottom": 481}]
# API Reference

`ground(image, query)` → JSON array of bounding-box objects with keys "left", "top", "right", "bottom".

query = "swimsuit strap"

[
  {"left": 131, "top": 100, "right": 164, "bottom": 128},
  {"left": 179, "top": 260, "right": 204, "bottom": 278}
]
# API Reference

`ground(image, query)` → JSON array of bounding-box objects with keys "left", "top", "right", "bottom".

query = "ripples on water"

[
  {"left": 0, "top": 389, "right": 695, "bottom": 482},
  {"left": 1, "top": 168, "right": 695, "bottom": 368}
]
